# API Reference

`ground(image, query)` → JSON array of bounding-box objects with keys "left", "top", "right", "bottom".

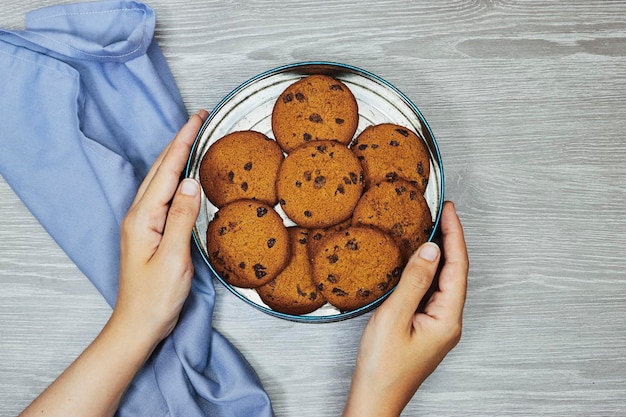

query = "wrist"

[
  {"left": 106, "top": 309, "right": 163, "bottom": 365},
  {"left": 343, "top": 364, "right": 416, "bottom": 417}
]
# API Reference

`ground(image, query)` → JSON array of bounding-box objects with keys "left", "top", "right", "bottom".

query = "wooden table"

[{"left": 2, "top": 1, "right": 625, "bottom": 415}]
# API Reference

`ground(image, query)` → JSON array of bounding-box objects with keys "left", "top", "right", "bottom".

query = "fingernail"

[
  {"left": 180, "top": 178, "right": 199, "bottom": 196},
  {"left": 418, "top": 242, "right": 439, "bottom": 262}
]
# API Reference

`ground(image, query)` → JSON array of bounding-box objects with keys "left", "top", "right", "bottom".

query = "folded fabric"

[{"left": 0, "top": 1, "right": 273, "bottom": 415}]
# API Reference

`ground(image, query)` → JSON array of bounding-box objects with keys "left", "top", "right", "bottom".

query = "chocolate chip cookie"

[
  {"left": 206, "top": 199, "right": 290, "bottom": 288},
  {"left": 311, "top": 225, "right": 403, "bottom": 312},
  {"left": 351, "top": 123, "right": 430, "bottom": 192},
  {"left": 272, "top": 74, "right": 359, "bottom": 153},
  {"left": 256, "top": 227, "right": 327, "bottom": 315},
  {"left": 199, "top": 130, "right": 284, "bottom": 208},
  {"left": 276, "top": 140, "right": 364, "bottom": 228}
]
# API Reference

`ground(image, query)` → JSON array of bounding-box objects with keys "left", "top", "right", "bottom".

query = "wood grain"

[{"left": 2, "top": 1, "right": 626, "bottom": 416}]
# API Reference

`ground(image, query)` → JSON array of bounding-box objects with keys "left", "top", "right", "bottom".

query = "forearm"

[{"left": 20, "top": 311, "right": 158, "bottom": 417}]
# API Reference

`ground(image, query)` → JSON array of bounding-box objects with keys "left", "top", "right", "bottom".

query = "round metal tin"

[{"left": 186, "top": 61, "right": 444, "bottom": 322}]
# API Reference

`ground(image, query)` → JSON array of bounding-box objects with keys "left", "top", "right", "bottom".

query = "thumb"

[
  {"left": 159, "top": 178, "right": 201, "bottom": 257},
  {"left": 384, "top": 242, "right": 441, "bottom": 321}
]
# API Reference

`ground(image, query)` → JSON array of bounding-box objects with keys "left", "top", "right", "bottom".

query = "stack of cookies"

[{"left": 200, "top": 74, "right": 433, "bottom": 315}]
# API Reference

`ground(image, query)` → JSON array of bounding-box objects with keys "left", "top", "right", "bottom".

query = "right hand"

[{"left": 343, "top": 201, "right": 469, "bottom": 417}]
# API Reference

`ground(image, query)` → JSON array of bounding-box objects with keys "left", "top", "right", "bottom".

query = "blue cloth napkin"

[{"left": 0, "top": 1, "right": 274, "bottom": 416}]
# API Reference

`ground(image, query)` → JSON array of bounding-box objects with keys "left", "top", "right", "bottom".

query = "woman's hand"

[
  {"left": 20, "top": 110, "right": 209, "bottom": 417},
  {"left": 343, "top": 201, "right": 469, "bottom": 417},
  {"left": 113, "top": 109, "right": 209, "bottom": 349}
]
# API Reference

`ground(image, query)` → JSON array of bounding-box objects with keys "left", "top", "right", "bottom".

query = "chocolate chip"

[
  {"left": 211, "top": 251, "right": 225, "bottom": 266},
  {"left": 349, "top": 172, "right": 358, "bottom": 184},
  {"left": 313, "top": 232, "right": 323, "bottom": 240},
  {"left": 304, "top": 171, "right": 312, "bottom": 181},
  {"left": 358, "top": 144, "right": 368, "bottom": 151},
  {"left": 410, "top": 191, "right": 418, "bottom": 200},
  {"left": 335, "top": 184, "right": 345, "bottom": 195},
  {"left": 313, "top": 176, "right": 326, "bottom": 189},
  {"left": 309, "top": 113, "right": 323, "bottom": 123},
  {"left": 395, "top": 186, "right": 407, "bottom": 196},
  {"left": 296, "top": 285, "right": 306, "bottom": 297},
  {"left": 377, "top": 282, "right": 389, "bottom": 291},
  {"left": 357, "top": 288, "right": 371, "bottom": 298},
  {"left": 316, "top": 144, "right": 327, "bottom": 153},
  {"left": 257, "top": 207, "right": 268, "bottom": 217},
  {"left": 317, "top": 282, "right": 325, "bottom": 291},
  {"left": 371, "top": 144, "right": 379, "bottom": 149},
  {"left": 327, "top": 253, "right": 339, "bottom": 264},
  {"left": 267, "top": 238, "right": 276, "bottom": 248},
  {"left": 304, "top": 210, "right": 312, "bottom": 218},
  {"left": 309, "top": 292, "right": 318, "bottom": 301},
  {"left": 304, "top": 133, "right": 312, "bottom": 142},
  {"left": 244, "top": 161, "right": 253, "bottom": 171},
  {"left": 298, "top": 237, "right": 308, "bottom": 245},
  {"left": 417, "top": 162, "right": 424, "bottom": 175},
  {"left": 218, "top": 226, "right": 227, "bottom": 236},
  {"left": 227, "top": 171, "right": 235, "bottom": 182},
  {"left": 345, "top": 239, "right": 359, "bottom": 251},
  {"left": 295, "top": 180, "right": 302, "bottom": 188},
  {"left": 385, "top": 172, "right": 398, "bottom": 182},
  {"left": 238, "top": 262, "right": 246, "bottom": 269},
  {"left": 395, "top": 128, "right": 409, "bottom": 137},
  {"left": 390, "top": 140, "right": 400, "bottom": 146},
  {"left": 295, "top": 92, "right": 305, "bottom": 102},
  {"left": 392, "top": 266, "right": 402, "bottom": 277},
  {"left": 335, "top": 118, "right": 344, "bottom": 125},
  {"left": 253, "top": 263, "right": 267, "bottom": 279},
  {"left": 241, "top": 182, "right": 248, "bottom": 191},
  {"left": 327, "top": 274, "right": 338, "bottom": 283},
  {"left": 279, "top": 198, "right": 286, "bottom": 205},
  {"left": 357, "top": 155, "right": 364, "bottom": 161},
  {"left": 332, "top": 287, "right": 348, "bottom": 296},
  {"left": 391, "top": 223, "right": 404, "bottom": 237},
  {"left": 330, "top": 84, "right": 344, "bottom": 91},
  {"left": 283, "top": 93, "right": 293, "bottom": 103},
  {"left": 343, "top": 176, "right": 352, "bottom": 185}
]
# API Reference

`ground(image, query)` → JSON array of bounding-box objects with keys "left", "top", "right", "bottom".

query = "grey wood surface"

[{"left": 2, "top": 1, "right": 626, "bottom": 416}]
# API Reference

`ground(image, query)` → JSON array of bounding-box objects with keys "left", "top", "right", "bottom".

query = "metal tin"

[{"left": 186, "top": 61, "right": 444, "bottom": 322}]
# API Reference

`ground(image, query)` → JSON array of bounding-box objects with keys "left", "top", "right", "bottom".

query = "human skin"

[
  {"left": 19, "top": 109, "right": 209, "bottom": 417},
  {"left": 342, "top": 201, "right": 469, "bottom": 417}
]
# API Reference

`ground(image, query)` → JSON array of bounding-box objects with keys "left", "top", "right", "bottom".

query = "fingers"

[
  {"left": 422, "top": 201, "right": 468, "bottom": 321},
  {"left": 132, "top": 110, "right": 208, "bottom": 209},
  {"left": 131, "top": 141, "right": 172, "bottom": 209},
  {"left": 436, "top": 201, "right": 469, "bottom": 317},
  {"left": 383, "top": 241, "right": 441, "bottom": 323},
  {"left": 157, "top": 178, "right": 201, "bottom": 261}
]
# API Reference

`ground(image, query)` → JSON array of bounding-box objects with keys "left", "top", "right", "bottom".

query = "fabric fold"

[{"left": 0, "top": 1, "right": 274, "bottom": 416}]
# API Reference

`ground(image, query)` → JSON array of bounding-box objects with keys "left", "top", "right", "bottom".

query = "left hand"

[
  {"left": 19, "top": 110, "right": 210, "bottom": 417},
  {"left": 114, "top": 109, "right": 209, "bottom": 348}
]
